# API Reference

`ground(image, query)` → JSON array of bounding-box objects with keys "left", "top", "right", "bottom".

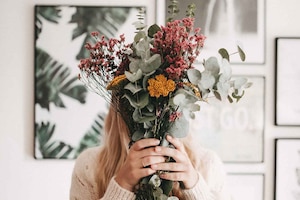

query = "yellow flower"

[
  {"left": 107, "top": 74, "right": 127, "bottom": 90},
  {"left": 147, "top": 74, "right": 176, "bottom": 98}
]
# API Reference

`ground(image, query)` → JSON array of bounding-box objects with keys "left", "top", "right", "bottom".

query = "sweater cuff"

[
  {"left": 182, "top": 173, "right": 212, "bottom": 200},
  {"left": 101, "top": 177, "right": 135, "bottom": 200}
]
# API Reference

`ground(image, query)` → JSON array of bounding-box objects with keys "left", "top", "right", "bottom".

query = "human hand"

[
  {"left": 115, "top": 138, "right": 166, "bottom": 192},
  {"left": 150, "top": 135, "right": 199, "bottom": 189}
]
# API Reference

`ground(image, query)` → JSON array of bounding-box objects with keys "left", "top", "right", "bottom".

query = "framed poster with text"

[{"left": 189, "top": 76, "right": 265, "bottom": 162}]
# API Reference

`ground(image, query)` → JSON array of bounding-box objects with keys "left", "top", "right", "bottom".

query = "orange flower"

[
  {"left": 107, "top": 74, "right": 127, "bottom": 90},
  {"left": 147, "top": 74, "right": 176, "bottom": 98}
]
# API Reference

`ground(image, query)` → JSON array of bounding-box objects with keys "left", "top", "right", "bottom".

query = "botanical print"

[{"left": 34, "top": 5, "right": 139, "bottom": 159}]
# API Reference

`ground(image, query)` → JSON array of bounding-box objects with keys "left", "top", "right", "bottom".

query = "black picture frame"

[
  {"left": 274, "top": 138, "right": 300, "bottom": 200},
  {"left": 34, "top": 2, "right": 156, "bottom": 159},
  {"left": 275, "top": 37, "right": 300, "bottom": 126},
  {"left": 157, "top": 0, "right": 266, "bottom": 64}
]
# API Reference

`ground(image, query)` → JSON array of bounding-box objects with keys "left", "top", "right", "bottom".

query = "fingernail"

[{"left": 155, "top": 146, "right": 161, "bottom": 152}]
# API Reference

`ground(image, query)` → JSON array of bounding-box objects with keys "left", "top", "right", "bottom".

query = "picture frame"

[
  {"left": 275, "top": 138, "right": 300, "bottom": 200},
  {"left": 275, "top": 37, "right": 300, "bottom": 126},
  {"left": 227, "top": 173, "right": 265, "bottom": 200},
  {"left": 189, "top": 76, "right": 265, "bottom": 163},
  {"left": 34, "top": 1, "right": 156, "bottom": 159},
  {"left": 157, "top": 0, "right": 265, "bottom": 64}
]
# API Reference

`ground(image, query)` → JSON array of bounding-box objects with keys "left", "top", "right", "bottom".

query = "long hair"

[{"left": 96, "top": 105, "right": 199, "bottom": 199}]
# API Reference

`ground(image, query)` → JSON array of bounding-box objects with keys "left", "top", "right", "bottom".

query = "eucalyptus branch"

[
  {"left": 134, "top": 7, "right": 146, "bottom": 32},
  {"left": 167, "top": 0, "right": 180, "bottom": 22},
  {"left": 186, "top": 3, "right": 196, "bottom": 18}
]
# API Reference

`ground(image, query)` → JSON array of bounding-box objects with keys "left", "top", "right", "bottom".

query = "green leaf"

[
  {"left": 140, "top": 54, "right": 162, "bottom": 73},
  {"left": 134, "top": 31, "right": 146, "bottom": 43},
  {"left": 161, "top": 179, "right": 173, "bottom": 197},
  {"left": 237, "top": 45, "right": 246, "bottom": 61},
  {"left": 133, "top": 108, "right": 157, "bottom": 123},
  {"left": 148, "top": 24, "right": 161, "bottom": 38},
  {"left": 123, "top": 92, "right": 149, "bottom": 109},
  {"left": 168, "top": 115, "right": 189, "bottom": 138},
  {"left": 125, "top": 69, "right": 143, "bottom": 82},
  {"left": 132, "top": 130, "right": 145, "bottom": 141},
  {"left": 187, "top": 68, "right": 201, "bottom": 85},
  {"left": 35, "top": 122, "right": 75, "bottom": 159},
  {"left": 204, "top": 57, "right": 220, "bottom": 75},
  {"left": 35, "top": 48, "right": 88, "bottom": 110},
  {"left": 218, "top": 48, "right": 230, "bottom": 61},
  {"left": 124, "top": 82, "right": 142, "bottom": 94},
  {"left": 214, "top": 91, "right": 222, "bottom": 101}
]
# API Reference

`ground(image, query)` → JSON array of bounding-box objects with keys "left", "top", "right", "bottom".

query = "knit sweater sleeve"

[
  {"left": 181, "top": 149, "right": 232, "bottom": 200},
  {"left": 69, "top": 147, "right": 136, "bottom": 200},
  {"left": 70, "top": 147, "right": 101, "bottom": 200}
]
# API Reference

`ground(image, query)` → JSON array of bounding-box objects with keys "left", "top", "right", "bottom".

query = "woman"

[{"left": 69, "top": 103, "right": 231, "bottom": 200}]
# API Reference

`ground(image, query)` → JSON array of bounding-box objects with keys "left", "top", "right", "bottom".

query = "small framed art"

[
  {"left": 275, "top": 37, "right": 300, "bottom": 126},
  {"left": 189, "top": 76, "right": 265, "bottom": 163},
  {"left": 227, "top": 173, "right": 264, "bottom": 200},
  {"left": 275, "top": 138, "right": 300, "bottom": 200},
  {"left": 34, "top": 1, "right": 156, "bottom": 159},
  {"left": 158, "top": 0, "right": 265, "bottom": 64}
]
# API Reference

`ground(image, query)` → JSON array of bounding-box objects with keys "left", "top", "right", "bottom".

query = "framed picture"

[
  {"left": 189, "top": 76, "right": 265, "bottom": 162},
  {"left": 275, "top": 37, "right": 300, "bottom": 126},
  {"left": 157, "top": 0, "right": 265, "bottom": 64},
  {"left": 34, "top": 1, "right": 156, "bottom": 159},
  {"left": 227, "top": 173, "right": 264, "bottom": 200},
  {"left": 275, "top": 138, "right": 300, "bottom": 200}
]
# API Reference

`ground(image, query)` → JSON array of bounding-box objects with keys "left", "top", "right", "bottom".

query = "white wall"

[{"left": 0, "top": 0, "right": 300, "bottom": 200}]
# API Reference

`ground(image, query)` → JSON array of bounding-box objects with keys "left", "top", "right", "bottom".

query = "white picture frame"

[
  {"left": 275, "top": 37, "right": 300, "bottom": 126},
  {"left": 227, "top": 173, "right": 264, "bottom": 200},
  {"left": 157, "top": 0, "right": 265, "bottom": 64},
  {"left": 189, "top": 76, "right": 265, "bottom": 162},
  {"left": 275, "top": 138, "right": 300, "bottom": 200},
  {"left": 34, "top": 1, "right": 156, "bottom": 159}
]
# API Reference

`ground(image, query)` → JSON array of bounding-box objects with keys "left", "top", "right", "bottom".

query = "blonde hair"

[{"left": 96, "top": 105, "right": 199, "bottom": 199}]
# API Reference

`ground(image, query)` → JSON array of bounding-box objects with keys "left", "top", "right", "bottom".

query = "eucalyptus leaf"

[
  {"left": 123, "top": 93, "right": 149, "bottom": 109},
  {"left": 132, "top": 130, "right": 145, "bottom": 141},
  {"left": 134, "top": 31, "right": 146, "bottom": 43},
  {"left": 233, "top": 77, "right": 247, "bottom": 89},
  {"left": 149, "top": 174, "right": 161, "bottom": 187},
  {"left": 200, "top": 71, "right": 215, "bottom": 89},
  {"left": 125, "top": 69, "right": 143, "bottom": 82},
  {"left": 124, "top": 82, "right": 142, "bottom": 94},
  {"left": 161, "top": 179, "right": 173, "bottom": 197},
  {"left": 237, "top": 45, "right": 246, "bottom": 61},
  {"left": 204, "top": 57, "right": 220, "bottom": 75},
  {"left": 140, "top": 54, "right": 162, "bottom": 73},
  {"left": 168, "top": 115, "right": 189, "bottom": 138},
  {"left": 187, "top": 68, "right": 201, "bottom": 85},
  {"left": 148, "top": 24, "right": 161, "bottom": 38},
  {"left": 133, "top": 108, "right": 157, "bottom": 123},
  {"left": 218, "top": 48, "right": 230, "bottom": 61}
]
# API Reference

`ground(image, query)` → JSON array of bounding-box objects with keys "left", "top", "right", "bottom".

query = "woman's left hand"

[{"left": 150, "top": 135, "right": 199, "bottom": 189}]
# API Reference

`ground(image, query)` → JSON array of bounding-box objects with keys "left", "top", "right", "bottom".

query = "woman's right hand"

[{"left": 115, "top": 138, "right": 165, "bottom": 192}]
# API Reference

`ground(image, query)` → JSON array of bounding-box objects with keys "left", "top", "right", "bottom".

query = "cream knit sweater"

[{"left": 70, "top": 147, "right": 231, "bottom": 200}]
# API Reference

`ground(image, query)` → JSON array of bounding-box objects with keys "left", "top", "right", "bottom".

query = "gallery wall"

[{"left": 0, "top": 0, "right": 300, "bottom": 200}]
